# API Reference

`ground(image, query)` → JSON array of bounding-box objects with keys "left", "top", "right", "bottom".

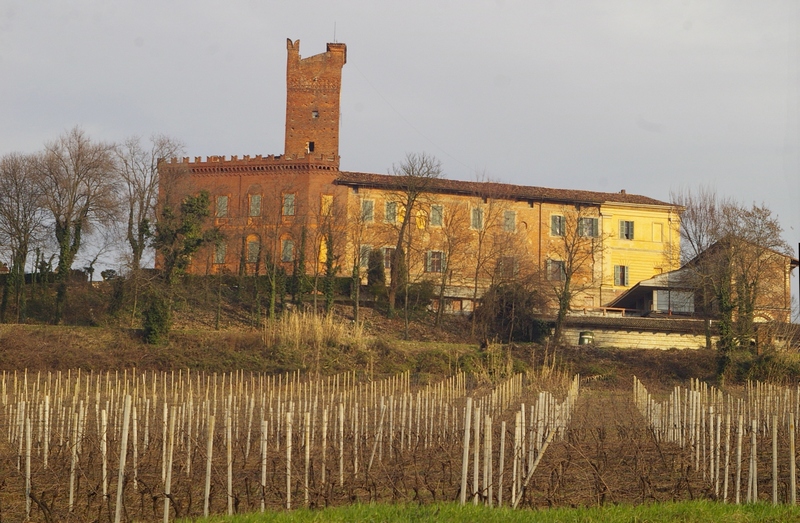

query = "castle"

[{"left": 159, "top": 39, "right": 684, "bottom": 314}]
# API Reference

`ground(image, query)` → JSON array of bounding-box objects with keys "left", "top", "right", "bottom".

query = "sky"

[{"left": 1, "top": 1, "right": 799, "bottom": 311}]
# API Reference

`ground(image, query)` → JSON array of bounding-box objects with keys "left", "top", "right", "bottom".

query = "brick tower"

[{"left": 284, "top": 39, "right": 347, "bottom": 164}]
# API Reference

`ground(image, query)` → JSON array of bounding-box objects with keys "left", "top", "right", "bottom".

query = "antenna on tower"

[{"left": 334, "top": 22, "right": 337, "bottom": 43}]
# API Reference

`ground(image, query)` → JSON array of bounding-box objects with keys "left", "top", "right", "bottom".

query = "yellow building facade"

[
  {"left": 598, "top": 202, "right": 682, "bottom": 305},
  {"left": 335, "top": 173, "right": 682, "bottom": 312}
]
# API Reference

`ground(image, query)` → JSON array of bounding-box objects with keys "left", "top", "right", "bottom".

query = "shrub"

[
  {"left": 397, "top": 279, "right": 436, "bottom": 312},
  {"left": 473, "top": 283, "right": 548, "bottom": 343},
  {"left": 367, "top": 249, "right": 387, "bottom": 302},
  {"left": 143, "top": 293, "right": 171, "bottom": 345},
  {"left": 729, "top": 349, "right": 800, "bottom": 384}
]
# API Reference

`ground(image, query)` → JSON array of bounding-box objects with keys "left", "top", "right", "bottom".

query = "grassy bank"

[
  {"left": 0, "top": 314, "right": 488, "bottom": 379},
  {"left": 0, "top": 313, "right": 721, "bottom": 387},
  {"left": 4, "top": 310, "right": 797, "bottom": 388},
  {"left": 187, "top": 501, "right": 800, "bottom": 523}
]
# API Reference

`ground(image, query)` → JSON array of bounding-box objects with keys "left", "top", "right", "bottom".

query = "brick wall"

[{"left": 284, "top": 39, "right": 346, "bottom": 163}]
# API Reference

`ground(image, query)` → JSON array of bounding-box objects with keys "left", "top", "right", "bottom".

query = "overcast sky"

[{"left": 1, "top": 1, "right": 798, "bottom": 303}]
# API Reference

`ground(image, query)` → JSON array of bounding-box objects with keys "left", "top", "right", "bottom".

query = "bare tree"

[
  {"left": 670, "top": 186, "right": 725, "bottom": 350},
  {"left": 36, "top": 127, "right": 118, "bottom": 323},
  {"left": 432, "top": 201, "right": 471, "bottom": 326},
  {"left": 672, "top": 187, "right": 793, "bottom": 376},
  {"left": 0, "top": 153, "right": 46, "bottom": 322},
  {"left": 543, "top": 205, "right": 605, "bottom": 343},
  {"left": 717, "top": 202, "right": 792, "bottom": 342},
  {"left": 79, "top": 221, "right": 123, "bottom": 285},
  {"left": 466, "top": 182, "right": 518, "bottom": 334},
  {"left": 346, "top": 191, "right": 379, "bottom": 323},
  {"left": 386, "top": 153, "right": 443, "bottom": 317},
  {"left": 254, "top": 179, "right": 302, "bottom": 321},
  {"left": 115, "top": 135, "right": 185, "bottom": 272},
  {"left": 308, "top": 193, "right": 345, "bottom": 313},
  {"left": 670, "top": 185, "right": 728, "bottom": 264}
]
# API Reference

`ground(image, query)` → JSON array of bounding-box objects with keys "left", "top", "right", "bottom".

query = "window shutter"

[{"left": 583, "top": 218, "right": 598, "bottom": 237}]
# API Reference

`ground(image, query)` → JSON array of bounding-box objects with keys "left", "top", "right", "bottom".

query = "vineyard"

[{"left": 2, "top": 368, "right": 800, "bottom": 522}]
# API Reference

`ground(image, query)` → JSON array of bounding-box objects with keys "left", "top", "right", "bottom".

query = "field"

[
  {"left": 1, "top": 312, "right": 799, "bottom": 522},
  {"left": 3, "top": 361, "right": 800, "bottom": 522}
]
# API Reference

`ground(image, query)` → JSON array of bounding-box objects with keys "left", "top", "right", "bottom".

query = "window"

[
  {"left": 283, "top": 194, "right": 295, "bottom": 216},
  {"left": 551, "top": 215, "right": 565, "bottom": 236},
  {"left": 471, "top": 207, "right": 484, "bottom": 230},
  {"left": 214, "top": 242, "right": 226, "bottom": 264},
  {"left": 318, "top": 237, "right": 328, "bottom": 263},
  {"left": 384, "top": 201, "right": 397, "bottom": 223},
  {"left": 382, "top": 247, "right": 395, "bottom": 269},
  {"left": 426, "top": 251, "right": 444, "bottom": 273},
  {"left": 320, "top": 194, "right": 333, "bottom": 216},
  {"left": 247, "top": 237, "right": 260, "bottom": 263},
  {"left": 614, "top": 265, "right": 629, "bottom": 286},
  {"left": 503, "top": 210, "right": 516, "bottom": 233},
  {"left": 248, "top": 194, "right": 261, "bottom": 217},
  {"left": 311, "top": 110, "right": 319, "bottom": 119},
  {"left": 547, "top": 259, "right": 566, "bottom": 281},
  {"left": 306, "top": 141, "right": 315, "bottom": 153},
  {"left": 216, "top": 195, "right": 228, "bottom": 218},
  {"left": 281, "top": 239, "right": 294, "bottom": 262},
  {"left": 430, "top": 204, "right": 443, "bottom": 227},
  {"left": 619, "top": 220, "right": 634, "bottom": 240},
  {"left": 655, "top": 290, "right": 694, "bottom": 314},
  {"left": 578, "top": 217, "right": 599, "bottom": 237},
  {"left": 361, "top": 199, "right": 374, "bottom": 222},
  {"left": 359, "top": 245, "right": 372, "bottom": 268},
  {"left": 498, "top": 256, "right": 516, "bottom": 279}
]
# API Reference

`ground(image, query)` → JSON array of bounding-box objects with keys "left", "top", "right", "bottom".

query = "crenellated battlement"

[{"left": 160, "top": 153, "right": 340, "bottom": 175}]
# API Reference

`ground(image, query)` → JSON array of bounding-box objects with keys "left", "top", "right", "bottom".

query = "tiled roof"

[{"left": 336, "top": 171, "right": 673, "bottom": 207}]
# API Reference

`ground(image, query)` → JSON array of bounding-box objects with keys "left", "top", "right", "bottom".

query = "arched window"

[
  {"left": 246, "top": 234, "right": 260, "bottom": 264},
  {"left": 282, "top": 238, "right": 295, "bottom": 262}
]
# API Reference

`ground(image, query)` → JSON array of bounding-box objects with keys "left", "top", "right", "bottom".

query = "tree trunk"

[
  {"left": 435, "top": 270, "right": 448, "bottom": 327},
  {"left": 388, "top": 212, "right": 412, "bottom": 317},
  {"left": 352, "top": 263, "right": 360, "bottom": 323}
]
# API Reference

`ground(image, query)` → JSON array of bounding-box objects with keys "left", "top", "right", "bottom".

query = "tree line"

[
  {"left": 1, "top": 128, "right": 792, "bottom": 356},
  {"left": 0, "top": 127, "right": 189, "bottom": 326}
]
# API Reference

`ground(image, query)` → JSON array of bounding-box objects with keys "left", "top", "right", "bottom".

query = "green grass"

[{"left": 184, "top": 500, "right": 800, "bottom": 523}]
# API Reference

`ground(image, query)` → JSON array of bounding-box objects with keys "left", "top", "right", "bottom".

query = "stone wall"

[{"left": 563, "top": 326, "right": 713, "bottom": 350}]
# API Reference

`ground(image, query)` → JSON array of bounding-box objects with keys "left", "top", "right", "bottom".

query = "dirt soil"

[{"left": 2, "top": 308, "right": 788, "bottom": 518}]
